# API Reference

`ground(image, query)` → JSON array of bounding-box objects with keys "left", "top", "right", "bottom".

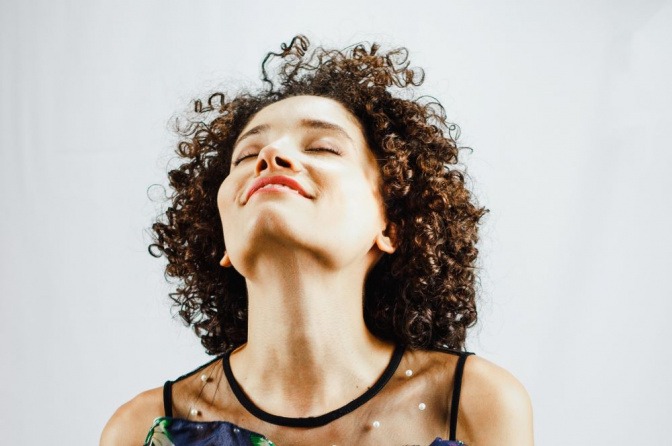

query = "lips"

[{"left": 245, "top": 175, "right": 311, "bottom": 202}]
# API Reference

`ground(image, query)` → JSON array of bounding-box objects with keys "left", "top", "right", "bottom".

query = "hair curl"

[{"left": 150, "top": 35, "right": 488, "bottom": 355}]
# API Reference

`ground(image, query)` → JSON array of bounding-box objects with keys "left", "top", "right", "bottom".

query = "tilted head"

[{"left": 150, "top": 35, "right": 488, "bottom": 354}]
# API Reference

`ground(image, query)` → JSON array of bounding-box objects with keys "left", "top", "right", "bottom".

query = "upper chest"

[{"left": 169, "top": 349, "right": 461, "bottom": 445}]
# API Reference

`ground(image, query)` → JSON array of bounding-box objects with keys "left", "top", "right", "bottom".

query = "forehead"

[{"left": 241, "top": 95, "right": 364, "bottom": 136}]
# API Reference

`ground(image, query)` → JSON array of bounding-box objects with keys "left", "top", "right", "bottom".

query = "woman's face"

[{"left": 217, "top": 95, "right": 395, "bottom": 275}]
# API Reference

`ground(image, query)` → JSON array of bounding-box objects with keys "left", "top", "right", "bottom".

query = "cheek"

[
  {"left": 216, "top": 182, "right": 228, "bottom": 216},
  {"left": 332, "top": 175, "right": 385, "bottom": 227},
  {"left": 216, "top": 177, "right": 240, "bottom": 230}
]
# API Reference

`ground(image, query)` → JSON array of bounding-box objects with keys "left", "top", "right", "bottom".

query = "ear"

[
  {"left": 375, "top": 223, "right": 397, "bottom": 254},
  {"left": 219, "top": 251, "right": 232, "bottom": 268}
]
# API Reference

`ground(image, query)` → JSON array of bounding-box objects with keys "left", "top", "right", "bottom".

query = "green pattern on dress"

[
  {"left": 144, "top": 417, "right": 175, "bottom": 446},
  {"left": 250, "top": 433, "right": 276, "bottom": 445}
]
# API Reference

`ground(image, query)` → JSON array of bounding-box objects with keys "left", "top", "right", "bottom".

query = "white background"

[{"left": 1, "top": 0, "right": 671, "bottom": 444}]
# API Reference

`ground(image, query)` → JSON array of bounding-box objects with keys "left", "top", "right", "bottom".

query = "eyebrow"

[{"left": 233, "top": 118, "right": 354, "bottom": 149}]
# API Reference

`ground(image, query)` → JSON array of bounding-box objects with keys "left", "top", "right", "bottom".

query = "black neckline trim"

[{"left": 222, "top": 344, "right": 405, "bottom": 428}]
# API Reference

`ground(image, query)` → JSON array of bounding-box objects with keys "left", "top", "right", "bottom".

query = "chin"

[{"left": 244, "top": 211, "right": 310, "bottom": 247}]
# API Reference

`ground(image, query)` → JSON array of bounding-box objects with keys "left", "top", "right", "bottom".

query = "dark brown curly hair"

[{"left": 150, "top": 35, "right": 488, "bottom": 355}]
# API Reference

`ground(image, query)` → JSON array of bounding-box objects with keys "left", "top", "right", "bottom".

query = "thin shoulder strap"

[
  {"left": 161, "top": 355, "right": 223, "bottom": 418},
  {"left": 163, "top": 380, "right": 173, "bottom": 417},
  {"left": 449, "top": 351, "right": 474, "bottom": 441}
]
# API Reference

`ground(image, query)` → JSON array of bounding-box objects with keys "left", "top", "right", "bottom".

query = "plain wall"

[{"left": 1, "top": 0, "right": 671, "bottom": 444}]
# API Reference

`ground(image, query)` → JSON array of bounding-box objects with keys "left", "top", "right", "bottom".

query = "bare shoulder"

[
  {"left": 458, "top": 355, "right": 534, "bottom": 445},
  {"left": 100, "top": 386, "right": 164, "bottom": 446}
]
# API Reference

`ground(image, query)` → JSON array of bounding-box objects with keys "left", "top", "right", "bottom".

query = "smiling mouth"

[
  {"left": 252, "top": 183, "right": 303, "bottom": 195},
  {"left": 246, "top": 175, "right": 312, "bottom": 202}
]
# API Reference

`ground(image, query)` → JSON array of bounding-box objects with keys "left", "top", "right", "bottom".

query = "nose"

[{"left": 254, "top": 144, "right": 301, "bottom": 175}]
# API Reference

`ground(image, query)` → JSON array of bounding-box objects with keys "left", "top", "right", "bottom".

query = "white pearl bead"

[
  {"left": 200, "top": 374, "right": 208, "bottom": 382},
  {"left": 233, "top": 428, "right": 240, "bottom": 433},
  {"left": 405, "top": 369, "right": 413, "bottom": 377},
  {"left": 418, "top": 402, "right": 426, "bottom": 410},
  {"left": 372, "top": 420, "right": 380, "bottom": 428},
  {"left": 190, "top": 408, "right": 199, "bottom": 416}
]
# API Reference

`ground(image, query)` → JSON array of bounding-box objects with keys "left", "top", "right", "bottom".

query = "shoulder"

[
  {"left": 458, "top": 355, "right": 534, "bottom": 445},
  {"left": 100, "top": 386, "right": 164, "bottom": 446}
]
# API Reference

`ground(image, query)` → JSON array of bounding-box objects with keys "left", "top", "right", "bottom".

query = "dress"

[{"left": 144, "top": 346, "right": 474, "bottom": 446}]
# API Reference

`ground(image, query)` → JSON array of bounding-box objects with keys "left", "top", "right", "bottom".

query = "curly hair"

[{"left": 150, "top": 35, "right": 488, "bottom": 355}]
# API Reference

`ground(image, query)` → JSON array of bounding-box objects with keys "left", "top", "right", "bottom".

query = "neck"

[{"left": 228, "top": 251, "right": 395, "bottom": 417}]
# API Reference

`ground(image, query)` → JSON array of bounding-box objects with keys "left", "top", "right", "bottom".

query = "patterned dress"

[{"left": 144, "top": 417, "right": 466, "bottom": 445}]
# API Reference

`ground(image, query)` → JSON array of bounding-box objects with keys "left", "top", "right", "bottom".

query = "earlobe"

[
  {"left": 219, "top": 251, "right": 232, "bottom": 268},
  {"left": 375, "top": 223, "right": 397, "bottom": 254}
]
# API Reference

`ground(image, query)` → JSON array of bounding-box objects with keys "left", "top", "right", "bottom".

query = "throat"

[{"left": 234, "top": 262, "right": 396, "bottom": 417}]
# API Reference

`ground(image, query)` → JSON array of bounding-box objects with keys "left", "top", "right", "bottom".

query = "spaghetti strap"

[
  {"left": 449, "top": 351, "right": 474, "bottom": 441},
  {"left": 163, "top": 380, "right": 173, "bottom": 418},
  {"left": 161, "top": 354, "right": 223, "bottom": 418}
]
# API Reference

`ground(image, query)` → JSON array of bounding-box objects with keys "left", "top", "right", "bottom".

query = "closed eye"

[
  {"left": 306, "top": 147, "right": 342, "bottom": 155},
  {"left": 233, "top": 147, "right": 342, "bottom": 166},
  {"left": 233, "top": 152, "right": 258, "bottom": 166}
]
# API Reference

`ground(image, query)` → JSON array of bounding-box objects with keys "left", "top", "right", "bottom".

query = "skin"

[
  {"left": 100, "top": 95, "right": 534, "bottom": 445},
  {"left": 217, "top": 96, "right": 398, "bottom": 416}
]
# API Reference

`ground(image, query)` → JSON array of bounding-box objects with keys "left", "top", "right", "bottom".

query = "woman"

[{"left": 101, "top": 36, "right": 533, "bottom": 445}]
